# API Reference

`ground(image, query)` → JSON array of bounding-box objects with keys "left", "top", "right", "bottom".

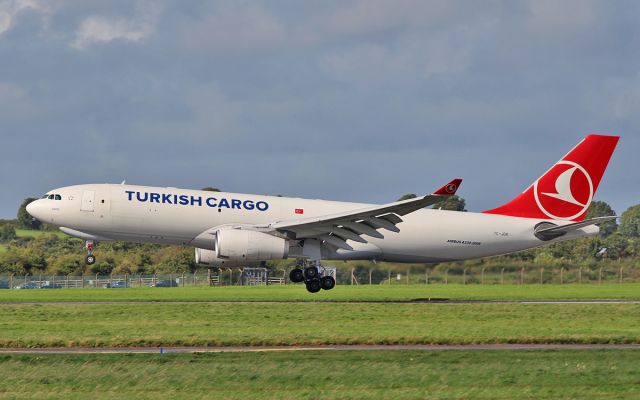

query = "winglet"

[{"left": 432, "top": 178, "right": 463, "bottom": 195}]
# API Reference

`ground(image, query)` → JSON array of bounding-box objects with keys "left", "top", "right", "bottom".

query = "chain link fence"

[
  {"left": 0, "top": 266, "right": 637, "bottom": 289},
  {"left": 0, "top": 268, "right": 288, "bottom": 289},
  {"left": 342, "top": 265, "right": 637, "bottom": 285}
]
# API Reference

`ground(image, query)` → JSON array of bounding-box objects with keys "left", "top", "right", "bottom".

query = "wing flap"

[
  {"left": 326, "top": 226, "right": 368, "bottom": 243},
  {"left": 340, "top": 221, "right": 385, "bottom": 239},
  {"left": 379, "top": 213, "right": 403, "bottom": 224},
  {"left": 319, "top": 234, "right": 354, "bottom": 250},
  {"left": 363, "top": 216, "right": 400, "bottom": 232}
]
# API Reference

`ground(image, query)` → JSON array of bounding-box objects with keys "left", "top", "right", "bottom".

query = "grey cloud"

[
  {"left": 0, "top": 82, "right": 36, "bottom": 122},
  {"left": 0, "top": 0, "right": 638, "bottom": 219},
  {"left": 0, "top": 0, "right": 49, "bottom": 36},
  {"left": 592, "top": 74, "right": 640, "bottom": 121},
  {"left": 70, "top": 2, "right": 161, "bottom": 49},
  {"left": 172, "top": 3, "right": 286, "bottom": 54}
]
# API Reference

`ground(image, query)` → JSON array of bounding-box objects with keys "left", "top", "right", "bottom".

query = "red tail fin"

[{"left": 484, "top": 134, "right": 619, "bottom": 221}]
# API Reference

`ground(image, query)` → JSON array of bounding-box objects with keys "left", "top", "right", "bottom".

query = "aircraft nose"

[
  {"left": 26, "top": 201, "right": 35, "bottom": 216},
  {"left": 25, "top": 200, "right": 44, "bottom": 220}
]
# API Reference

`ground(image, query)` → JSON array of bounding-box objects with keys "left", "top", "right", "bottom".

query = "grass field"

[
  {"left": 0, "top": 285, "right": 638, "bottom": 347},
  {"left": 2, "top": 231, "right": 638, "bottom": 398},
  {"left": 0, "top": 244, "right": 6, "bottom": 253},
  {"left": 0, "top": 283, "right": 638, "bottom": 303},
  {"left": 14, "top": 229, "right": 69, "bottom": 239},
  {"left": 0, "top": 284, "right": 637, "bottom": 399},
  {"left": 0, "top": 302, "right": 638, "bottom": 347},
  {"left": 0, "top": 350, "right": 638, "bottom": 399}
]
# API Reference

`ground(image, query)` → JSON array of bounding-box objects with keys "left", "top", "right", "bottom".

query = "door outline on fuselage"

[{"left": 81, "top": 190, "right": 95, "bottom": 212}]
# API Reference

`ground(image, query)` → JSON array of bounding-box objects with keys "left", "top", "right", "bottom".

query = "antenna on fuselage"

[{"left": 120, "top": 180, "right": 126, "bottom": 185}]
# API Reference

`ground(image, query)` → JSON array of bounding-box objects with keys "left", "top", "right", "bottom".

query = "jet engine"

[
  {"left": 195, "top": 248, "right": 247, "bottom": 267},
  {"left": 216, "top": 229, "right": 289, "bottom": 261},
  {"left": 195, "top": 229, "right": 289, "bottom": 266}
]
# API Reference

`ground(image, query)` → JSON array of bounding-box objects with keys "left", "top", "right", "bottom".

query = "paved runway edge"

[
  {"left": 0, "top": 344, "right": 639, "bottom": 354},
  {"left": 1, "top": 299, "right": 639, "bottom": 305}
]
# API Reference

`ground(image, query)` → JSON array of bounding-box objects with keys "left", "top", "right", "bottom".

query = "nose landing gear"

[
  {"left": 85, "top": 241, "right": 96, "bottom": 265},
  {"left": 289, "top": 261, "right": 336, "bottom": 293}
]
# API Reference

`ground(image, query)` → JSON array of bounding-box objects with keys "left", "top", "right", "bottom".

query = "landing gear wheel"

[
  {"left": 320, "top": 276, "right": 336, "bottom": 291},
  {"left": 303, "top": 266, "right": 319, "bottom": 280},
  {"left": 305, "top": 278, "right": 321, "bottom": 293},
  {"left": 289, "top": 268, "right": 304, "bottom": 283},
  {"left": 85, "top": 255, "right": 96, "bottom": 265}
]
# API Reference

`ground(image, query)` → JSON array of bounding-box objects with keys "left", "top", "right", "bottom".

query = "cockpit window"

[
  {"left": 48, "top": 195, "right": 54, "bottom": 200},
  {"left": 54, "top": 195, "right": 62, "bottom": 200},
  {"left": 42, "top": 194, "right": 49, "bottom": 199}
]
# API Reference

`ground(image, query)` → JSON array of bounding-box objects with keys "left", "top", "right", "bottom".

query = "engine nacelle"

[
  {"left": 195, "top": 248, "right": 247, "bottom": 267},
  {"left": 215, "top": 229, "right": 289, "bottom": 262}
]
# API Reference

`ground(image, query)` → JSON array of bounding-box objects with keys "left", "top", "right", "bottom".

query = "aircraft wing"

[{"left": 267, "top": 179, "right": 462, "bottom": 250}]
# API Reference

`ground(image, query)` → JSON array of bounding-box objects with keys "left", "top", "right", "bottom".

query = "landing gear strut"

[
  {"left": 290, "top": 261, "right": 336, "bottom": 293},
  {"left": 85, "top": 241, "right": 96, "bottom": 265}
]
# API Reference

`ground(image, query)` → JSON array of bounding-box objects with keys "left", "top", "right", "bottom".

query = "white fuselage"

[{"left": 27, "top": 184, "right": 598, "bottom": 263}]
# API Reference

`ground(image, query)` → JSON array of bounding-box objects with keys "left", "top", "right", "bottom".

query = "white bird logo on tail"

[
  {"left": 533, "top": 160, "right": 594, "bottom": 220},
  {"left": 541, "top": 167, "right": 586, "bottom": 207}
]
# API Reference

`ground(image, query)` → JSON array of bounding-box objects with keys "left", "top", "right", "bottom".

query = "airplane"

[{"left": 26, "top": 134, "right": 619, "bottom": 293}]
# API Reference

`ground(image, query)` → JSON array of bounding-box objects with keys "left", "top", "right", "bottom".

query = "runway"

[
  {"left": 0, "top": 344, "right": 638, "bottom": 354},
  {"left": 0, "top": 299, "right": 639, "bottom": 305}
]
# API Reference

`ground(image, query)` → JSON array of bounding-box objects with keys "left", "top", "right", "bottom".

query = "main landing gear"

[
  {"left": 85, "top": 240, "right": 96, "bottom": 265},
  {"left": 289, "top": 263, "right": 336, "bottom": 293}
]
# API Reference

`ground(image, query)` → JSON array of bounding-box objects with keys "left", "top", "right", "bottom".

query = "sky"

[{"left": 0, "top": 0, "right": 638, "bottom": 219}]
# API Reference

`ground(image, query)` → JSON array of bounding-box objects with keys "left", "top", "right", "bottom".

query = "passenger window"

[{"left": 55, "top": 195, "right": 62, "bottom": 200}]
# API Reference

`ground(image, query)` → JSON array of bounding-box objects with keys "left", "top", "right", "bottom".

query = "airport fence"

[
  {"left": 0, "top": 266, "right": 638, "bottom": 289},
  {"left": 0, "top": 269, "right": 287, "bottom": 290},
  {"left": 343, "top": 265, "right": 640, "bottom": 285}
]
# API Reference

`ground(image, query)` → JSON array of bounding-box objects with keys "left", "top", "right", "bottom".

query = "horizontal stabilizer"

[{"left": 534, "top": 216, "right": 617, "bottom": 241}]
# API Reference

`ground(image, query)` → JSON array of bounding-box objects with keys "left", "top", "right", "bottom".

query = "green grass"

[
  {"left": 0, "top": 244, "right": 6, "bottom": 253},
  {"left": 0, "top": 302, "right": 638, "bottom": 348},
  {"left": 0, "top": 285, "right": 638, "bottom": 348},
  {"left": 0, "top": 350, "right": 638, "bottom": 399},
  {"left": 14, "top": 229, "right": 69, "bottom": 239},
  {"left": 0, "top": 283, "right": 638, "bottom": 303}
]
